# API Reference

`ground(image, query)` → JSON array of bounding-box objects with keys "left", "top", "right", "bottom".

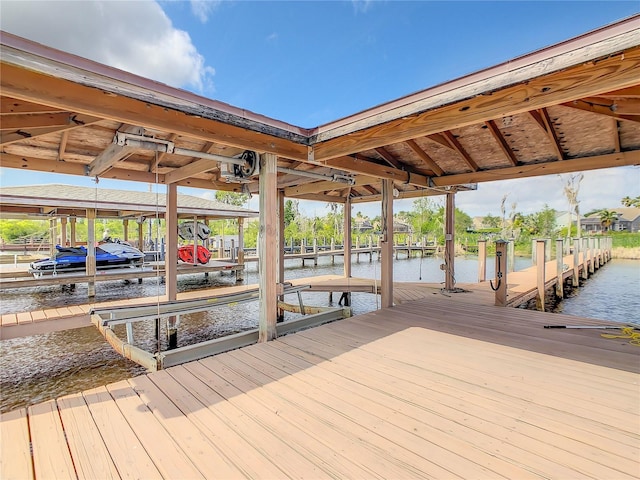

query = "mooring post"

[
  {"left": 493, "top": 240, "right": 508, "bottom": 306},
  {"left": 588, "top": 237, "right": 595, "bottom": 274},
  {"left": 531, "top": 239, "right": 537, "bottom": 265},
  {"left": 535, "top": 240, "right": 546, "bottom": 311},
  {"left": 313, "top": 237, "right": 318, "bottom": 266},
  {"left": 545, "top": 238, "right": 551, "bottom": 263},
  {"left": 330, "top": 238, "right": 335, "bottom": 265},
  {"left": 556, "top": 238, "right": 564, "bottom": 299},
  {"left": 477, "top": 240, "right": 487, "bottom": 282}
]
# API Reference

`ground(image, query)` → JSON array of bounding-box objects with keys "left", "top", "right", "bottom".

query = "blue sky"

[{"left": 1, "top": 1, "right": 639, "bottom": 218}]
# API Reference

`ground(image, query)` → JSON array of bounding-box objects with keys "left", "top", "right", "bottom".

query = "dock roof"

[
  {"left": 0, "top": 184, "right": 258, "bottom": 220},
  {"left": 1, "top": 15, "right": 639, "bottom": 203}
]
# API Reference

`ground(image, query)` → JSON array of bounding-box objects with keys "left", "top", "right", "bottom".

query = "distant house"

[
  {"left": 555, "top": 211, "right": 574, "bottom": 231},
  {"left": 581, "top": 208, "right": 640, "bottom": 233},
  {"left": 393, "top": 221, "right": 413, "bottom": 234},
  {"left": 353, "top": 219, "right": 374, "bottom": 232}
]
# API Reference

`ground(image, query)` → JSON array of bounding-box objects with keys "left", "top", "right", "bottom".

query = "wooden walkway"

[
  {"left": 2, "top": 295, "right": 638, "bottom": 479},
  {"left": 0, "top": 249, "right": 608, "bottom": 339}
]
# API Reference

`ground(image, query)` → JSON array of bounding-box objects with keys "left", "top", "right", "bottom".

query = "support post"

[
  {"left": 86, "top": 209, "right": 96, "bottom": 297},
  {"left": 330, "top": 238, "right": 335, "bottom": 265},
  {"left": 69, "top": 217, "right": 77, "bottom": 247},
  {"left": 444, "top": 191, "right": 455, "bottom": 291},
  {"left": 535, "top": 240, "right": 546, "bottom": 311},
  {"left": 60, "top": 217, "right": 67, "bottom": 247},
  {"left": 477, "top": 239, "right": 487, "bottom": 282},
  {"left": 313, "top": 237, "right": 318, "bottom": 266},
  {"left": 123, "top": 219, "right": 129, "bottom": 243},
  {"left": 49, "top": 218, "right": 57, "bottom": 256},
  {"left": 555, "top": 238, "right": 564, "bottom": 299},
  {"left": 381, "top": 179, "right": 394, "bottom": 308},
  {"left": 166, "top": 184, "right": 179, "bottom": 349},
  {"left": 259, "top": 153, "right": 278, "bottom": 341},
  {"left": 343, "top": 198, "right": 352, "bottom": 278},
  {"left": 138, "top": 218, "right": 144, "bottom": 251},
  {"left": 494, "top": 240, "right": 508, "bottom": 306},
  {"left": 572, "top": 238, "right": 580, "bottom": 287},
  {"left": 588, "top": 237, "right": 595, "bottom": 274},
  {"left": 277, "top": 190, "right": 285, "bottom": 323},
  {"left": 237, "top": 217, "right": 244, "bottom": 282}
]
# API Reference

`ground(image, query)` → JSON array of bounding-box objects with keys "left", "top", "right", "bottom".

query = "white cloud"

[
  {"left": 0, "top": 0, "right": 215, "bottom": 92},
  {"left": 351, "top": 0, "right": 374, "bottom": 14},
  {"left": 190, "top": 0, "right": 222, "bottom": 23}
]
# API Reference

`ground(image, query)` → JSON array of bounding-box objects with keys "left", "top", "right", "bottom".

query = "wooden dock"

[
  {"left": 2, "top": 294, "right": 638, "bottom": 479},
  {"left": 0, "top": 246, "right": 610, "bottom": 340}
]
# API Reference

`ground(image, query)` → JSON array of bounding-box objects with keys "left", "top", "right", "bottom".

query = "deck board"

[
  {"left": 3, "top": 293, "right": 638, "bottom": 479},
  {"left": 28, "top": 400, "right": 76, "bottom": 480},
  {"left": 56, "top": 392, "right": 120, "bottom": 480},
  {"left": 0, "top": 408, "right": 34, "bottom": 480}
]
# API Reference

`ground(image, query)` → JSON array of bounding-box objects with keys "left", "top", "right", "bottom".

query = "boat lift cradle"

[{"left": 91, "top": 283, "right": 351, "bottom": 371}]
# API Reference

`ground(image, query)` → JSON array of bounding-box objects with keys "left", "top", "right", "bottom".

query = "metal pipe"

[{"left": 277, "top": 167, "right": 354, "bottom": 184}]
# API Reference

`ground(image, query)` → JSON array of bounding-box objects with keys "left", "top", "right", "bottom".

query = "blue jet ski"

[{"left": 30, "top": 239, "right": 145, "bottom": 273}]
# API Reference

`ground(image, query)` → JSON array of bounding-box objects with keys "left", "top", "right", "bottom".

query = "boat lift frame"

[{"left": 91, "top": 283, "right": 351, "bottom": 371}]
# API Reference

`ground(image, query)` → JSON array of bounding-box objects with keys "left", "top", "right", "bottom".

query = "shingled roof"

[{"left": 0, "top": 184, "right": 257, "bottom": 219}]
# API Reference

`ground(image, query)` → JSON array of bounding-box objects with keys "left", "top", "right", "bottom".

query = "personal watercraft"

[{"left": 29, "top": 239, "right": 145, "bottom": 273}]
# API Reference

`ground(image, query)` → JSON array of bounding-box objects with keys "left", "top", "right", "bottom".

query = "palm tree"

[{"left": 599, "top": 209, "right": 617, "bottom": 232}]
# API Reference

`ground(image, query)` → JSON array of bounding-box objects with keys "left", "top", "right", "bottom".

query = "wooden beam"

[
  {"left": 0, "top": 113, "right": 75, "bottom": 130},
  {"left": 1, "top": 97, "right": 65, "bottom": 114},
  {"left": 562, "top": 99, "right": 640, "bottom": 122},
  {"left": 283, "top": 175, "right": 376, "bottom": 197},
  {"left": 86, "top": 143, "right": 136, "bottom": 177},
  {"left": 86, "top": 126, "right": 143, "bottom": 177},
  {"left": 405, "top": 139, "right": 445, "bottom": 176},
  {"left": 485, "top": 120, "right": 519, "bottom": 166},
  {"left": 0, "top": 152, "right": 167, "bottom": 183},
  {"left": 538, "top": 108, "right": 565, "bottom": 160},
  {"left": 165, "top": 159, "right": 218, "bottom": 184},
  {"left": 343, "top": 197, "right": 352, "bottom": 278},
  {"left": 612, "top": 118, "right": 621, "bottom": 153},
  {"left": 324, "top": 155, "right": 431, "bottom": 188},
  {"left": 311, "top": 46, "right": 640, "bottom": 161},
  {"left": 380, "top": 179, "right": 394, "bottom": 308},
  {"left": 1, "top": 63, "right": 309, "bottom": 161},
  {"left": 0, "top": 114, "right": 102, "bottom": 146},
  {"left": 291, "top": 193, "right": 346, "bottom": 204},
  {"left": 374, "top": 147, "right": 403, "bottom": 169},
  {"left": 57, "top": 131, "right": 69, "bottom": 161},
  {"left": 258, "top": 153, "right": 278, "bottom": 342},
  {"left": 579, "top": 96, "right": 640, "bottom": 115},
  {"left": 166, "top": 184, "right": 178, "bottom": 302},
  {"left": 444, "top": 192, "right": 455, "bottom": 291},
  {"left": 429, "top": 151, "right": 640, "bottom": 186},
  {"left": 363, "top": 185, "right": 379, "bottom": 195},
  {"left": 424, "top": 133, "right": 455, "bottom": 150},
  {"left": 597, "top": 86, "right": 640, "bottom": 98},
  {"left": 443, "top": 131, "right": 479, "bottom": 171}
]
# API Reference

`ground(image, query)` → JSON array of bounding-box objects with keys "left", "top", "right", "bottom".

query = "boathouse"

[{"left": 1, "top": 14, "right": 639, "bottom": 479}]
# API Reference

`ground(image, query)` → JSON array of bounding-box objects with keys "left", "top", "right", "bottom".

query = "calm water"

[{"left": 1, "top": 255, "right": 638, "bottom": 412}]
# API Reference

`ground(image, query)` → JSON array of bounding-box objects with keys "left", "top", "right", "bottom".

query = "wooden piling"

[
  {"left": 555, "top": 239, "right": 564, "bottom": 299},
  {"left": 477, "top": 240, "right": 486, "bottom": 282},
  {"left": 493, "top": 240, "right": 508, "bottom": 306},
  {"left": 535, "top": 240, "right": 546, "bottom": 312}
]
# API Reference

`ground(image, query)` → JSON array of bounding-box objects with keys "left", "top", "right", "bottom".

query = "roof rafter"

[
  {"left": 443, "top": 131, "right": 479, "bottom": 171},
  {"left": 405, "top": 140, "right": 445, "bottom": 175},
  {"left": 538, "top": 108, "right": 565, "bottom": 160},
  {"left": 485, "top": 120, "right": 519, "bottom": 167},
  {"left": 374, "top": 147, "right": 403, "bottom": 169},
  {"left": 562, "top": 99, "right": 640, "bottom": 122},
  {"left": 0, "top": 113, "right": 102, "bottom": 146}
]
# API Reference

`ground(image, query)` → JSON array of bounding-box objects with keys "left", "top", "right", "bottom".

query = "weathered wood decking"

[{"left": 2, "top": 295, "right": 638, "bottom": 479}]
